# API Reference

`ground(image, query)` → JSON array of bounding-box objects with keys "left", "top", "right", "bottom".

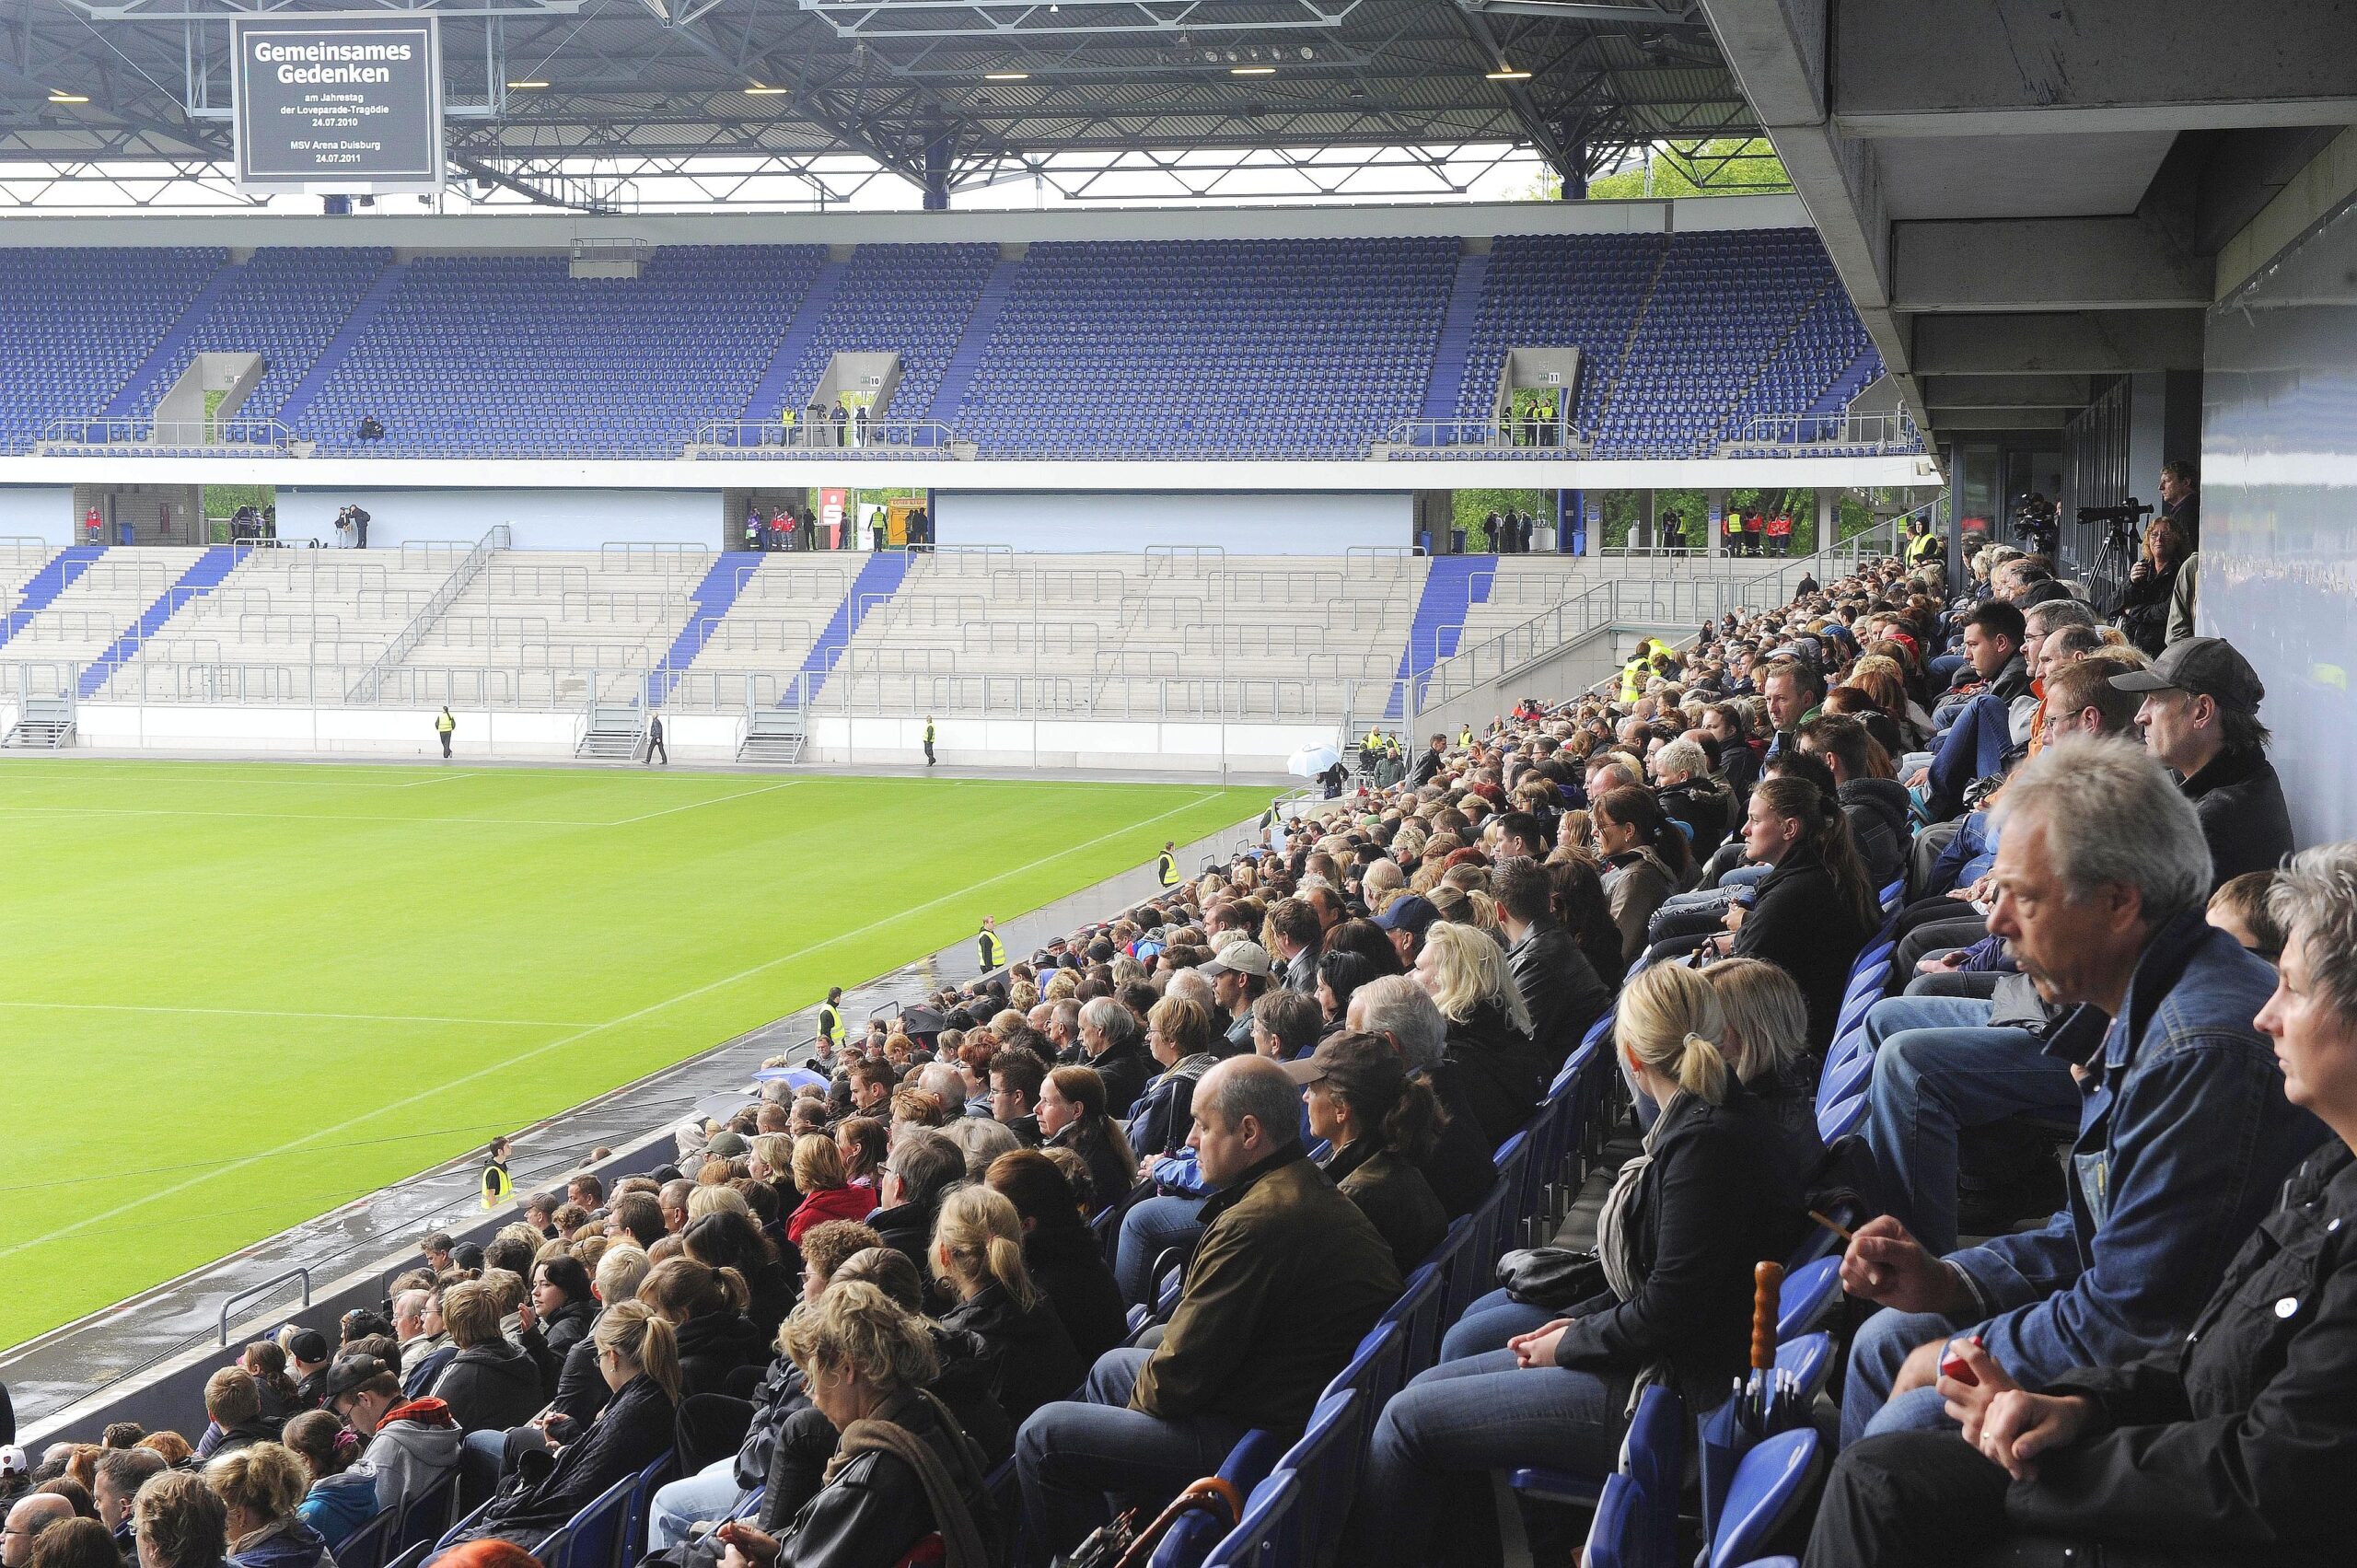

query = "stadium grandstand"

[{"left": 5, "top": 4, "right": 2357, "bottom": 1568}]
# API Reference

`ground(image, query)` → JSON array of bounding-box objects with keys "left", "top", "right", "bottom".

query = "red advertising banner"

[{"left": 820, "top": 487, "right": 848, "bottom": 550}]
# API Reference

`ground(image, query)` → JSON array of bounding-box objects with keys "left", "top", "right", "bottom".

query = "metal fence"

[
  {"left": 37, "top": 417, "right": 296, "bottom": 454},
  {"left": 1718, "top": 410, "right": 1924, "bottom": 455},
  {"left": 688, "top": 420, "right": 965, "bottom": 457}
]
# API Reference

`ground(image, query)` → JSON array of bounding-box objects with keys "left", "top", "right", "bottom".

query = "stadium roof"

[{"left": 0, "top": 0, "right": 1760, "bottom": 207}]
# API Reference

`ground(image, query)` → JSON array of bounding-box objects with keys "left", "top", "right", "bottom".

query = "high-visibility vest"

[
  {"left": 1457, "top": 727, "right": 1472, "bottom": 749},
  {"left": 480, "top": 1160, "right": 512, "bottom": 1210},
  {"left": 1156, "top": 850, "right": 1180, "bottom": 887},
  {"left": 978, "top": 928, "right": 1006, "bottom": 970},
  {"left": 435, "top": 712, "right": 455, "bottom": 734},
  {"left": 1909, "top": 531, "right": 1942, "bottom": 563},
  {"left": 924, "top": 722, "right": 935, "bottom": 744},
  {"left": 819, "top": 1002, "right": 842, "bottom": 1043}
]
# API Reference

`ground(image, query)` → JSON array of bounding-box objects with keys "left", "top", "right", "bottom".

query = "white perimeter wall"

[
  {"left": 272, "top": 488, "right": 722, "bottom": 549},
  {"left": 933, "top": 491, "right": 1411, "bottom": 553},
  {"left": 0, "top": 485, "right": 75, "bottom": 545}
]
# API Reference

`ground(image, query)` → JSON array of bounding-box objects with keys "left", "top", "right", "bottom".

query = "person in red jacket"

[
  {"left": 784, "top": 1134, "right": 877, "bottom": 1243},
  {"left": 1766, "top": 512, "right": 1793, "bottom": 555}
]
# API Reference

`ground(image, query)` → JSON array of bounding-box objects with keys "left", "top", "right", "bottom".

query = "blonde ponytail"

[
  {"left": 593, "top": 1299, "right": 681, "bottom": 1406},
  {"left": 1615, "top": 965, "right": 1731, "bottom": 1106},
  {"left": 929, "top": 1185, "right": 1039, "bottom": 1312},
  {"left": 1675, "top": 1032, "right": 1730, "bottom": 1106}
]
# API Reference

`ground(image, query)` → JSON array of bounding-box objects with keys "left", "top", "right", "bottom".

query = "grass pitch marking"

[{"left": 0, "top": 1001, "right": 589, "bottom": 1028}]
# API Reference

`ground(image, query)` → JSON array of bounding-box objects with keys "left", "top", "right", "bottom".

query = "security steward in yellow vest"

[
  {"left": 818, "top": 987, "right": 844, "bottom": 1053},
  {"left": 978, "top": 918, "right": 1007, "bottom": 973},
  {"left": 1156, "top": 842, "right": 1181, "bottom": 888},
  {"left": 480, "top": 1137, "right": 513, "bottom": 1210}
]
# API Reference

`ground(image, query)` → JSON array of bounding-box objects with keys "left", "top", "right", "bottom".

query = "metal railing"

[
  {"left": 687, "top": 420, "right": 966, "bottom": 457},
  {"left": 39, "top": 417, "right": 296, "bottom": 453},
  {"left": 346, "top": 525, "right": 511, "bottom": 703},
  {"left": 1376, "top": 418, "right": 1595, "bottom": 456},
  {"left": 218, "top": 1267, "right": 310, "bottom": 1345},
  {"left": 1718, "top": 410, "right": 1924, "bottom": 455}
]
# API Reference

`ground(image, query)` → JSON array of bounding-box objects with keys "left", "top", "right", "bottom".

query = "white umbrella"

[{"left": 1287, "top": 743, "right": 1342, "bottom": 779}]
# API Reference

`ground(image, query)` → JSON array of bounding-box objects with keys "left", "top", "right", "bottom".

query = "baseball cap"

[
  {"left": 287, "top": 1329, "right": 331, "bottom": 1365},
  {"left": 1198, "top": 940, "right": 1274, "bottom": 980},
  {"left": 321, "top": 1353, "right": 392, "bottom": 1404},
  {"left": 0, "top": 1446, "right": 25, "bottom": 1481},
  {"left": 706, "top": 1131, "right": 750, "bottom": 1159},
  {"left": 2107, "top": 636, "right": 2265, "bottom": 712},
  {"left": 1371, "top": 894, "right": 1440, "bottom": 935},
  {"left": 1280, "top": 1032, "right": 1408, "bottom": 1106}
]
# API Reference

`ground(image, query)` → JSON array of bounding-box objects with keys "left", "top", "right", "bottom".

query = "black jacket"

[
  {"left": 2181, "top": 748, "right": 2294, "bottom": 889},
  {"left": 740, "top": 1259, "right": 799, "bottom": 1339},
  {"left": 1434, "top": 1000, "right": 1545, "bottom": 1149},
  {"left": 1082, "top": 1039, "right": 1155, "bottom": 1121},
  {"left": 471, "top": 1371, "right": 674, "bottom": 1545},
  {"left": 1324, "top": 1138, "right": 1448, "bottom": 1275},
  {"left": 517, "top": 1297, "right": 598, "bottom": 1405},
  {"left": 732, "top": 1353, "right": 808, "bottom": 1491},
  {"left": 2007, "top": 1142, "right": 2357, "bottom": 1565},
  {"left": 1554, "top": 1084, "right": 1806, "bottom": 1412},
  {"left": 1733, "top": 850, "right": 1874, "bottom": 1049},
  {"left": 673, "top": 1309, "right": 770, "bottom": 1400},
  {"left": 1838, "top": 777, "right": 1913, "bottom": 892},
  {"left": 1022, "top": 1225, "right": 1130, "bottom": 1367},
  {"left": 1047, "top": 1122, "right": 1136, "bottom": 1222},
  {"left": 869, "top": 1189, "right": 952, "bottom": 1276},
  {"left": 1658, "top": 778, "right": 1734, "bottom": 860},
  {"left": 1412, "top": 1079, "right": 1497, "bottom": 1219},
  {"left": 765, "top": 1390, "right": 990, "bottom": 1568},
  {"left": 938, "top": 1282, "right": 1086, "bottom": 1426},
  {"left": 1409, "top": 749, "right": 1443, "bottom": 789},
  {"left": 430, "top": 1341, "right": 546, "bottom": 1434},
  {"left": 1505, "top": 919, "right": 1613, "bottom": 1069},
  {"left": 547, "top": 1324, "right": 610, "bottom": 1427}
]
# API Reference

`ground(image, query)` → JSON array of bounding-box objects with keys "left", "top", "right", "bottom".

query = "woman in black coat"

[
  {"left": 1414, "top": 923, "right": 1546, "bottom": 1149},
  {"left": 640, "top": 1258, "right": 771, "bottom": 1400},
  {"left": 1039, "top": 1065, "right": 1139, "bottom": 1216},
  {"left": 926, "top": 1185, "right": 1085, "bottom": 1426},
  {"left": 448, "top": 1302, "right": 678, "bottom": 1554},
  {"left": 987, "top": 1149, "right": 1129, "bottom": 1366},
  {"left": 517, "top": 1257, "right": 599, "bottom": 1404},
  {"left": 684, "top": 1209, "right": 799, "bottom": 1339},
  {"left": 1699, "top": 775, "right": 1879, "bottom": 1049},
  {"left": 1807, "top": 846, "right": 2357, "bottom": 1568}
]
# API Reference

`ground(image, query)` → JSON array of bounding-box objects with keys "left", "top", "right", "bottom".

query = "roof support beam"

[
  {"left": 1910, "top": 310, "right": 2206, "bottom": 376},
  {"left": 1893, "top": 216, "right": 2212, "bottom": 312},
  {"left": 1922, "top": 375, "right": 2089, "bottom": 409}
]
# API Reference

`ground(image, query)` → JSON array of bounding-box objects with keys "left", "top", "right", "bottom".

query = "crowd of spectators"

[{"left": 6, "top": 523, "right": 2351, "bottom": 1568}]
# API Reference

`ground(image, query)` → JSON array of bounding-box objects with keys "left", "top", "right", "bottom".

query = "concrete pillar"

[
  {"left": 1816, "top": 489, "right": 1835, "bottom": 552},
  {"left": 1708, "top": 489, "right": 1728, "bottom": 558},
  {"left": 1636, "top": 489, "right": 1656, "bottom": 552}
]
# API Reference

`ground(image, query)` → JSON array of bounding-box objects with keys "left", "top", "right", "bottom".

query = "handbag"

[{"left": 1493, "top": 1246, "right": 1608, "bottom": 1310}]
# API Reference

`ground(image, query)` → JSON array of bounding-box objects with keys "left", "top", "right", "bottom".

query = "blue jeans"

[
  {"left": 1438, "top": 1288, "right": 1558, "bottom": 1363},
  {"left": 1859, "top": 997, "right": 2080, "bottom": 1257},
  {"left": 1842, "top": 1305, "right": 1973, "bottom": 1446},
  {"left": 1016, "top": 1348, "right": 1249, "bottom": 1563},
  {"left": 647, "top": 1458, "right": 745, "bottom": 1551},
  {"left": 1113, "top": 1195, "right": 1206, "bottom": 1307},
  {"left": 1351, "top": 1351, "right": 1624, "bottom": 1568}
]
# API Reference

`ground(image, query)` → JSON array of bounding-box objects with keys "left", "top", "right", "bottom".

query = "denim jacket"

[{"left": 1949, "top": 911, "right": 2328, "bottom": 1382}]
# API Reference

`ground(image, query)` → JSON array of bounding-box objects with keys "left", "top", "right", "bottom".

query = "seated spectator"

[
  {"left": 132, "top": 1473, "right": 227, "bottom": 1568},
  {"left": 2112, "top": 636, "right": 2293, "bottom": 885},
  {"left": 1547, "top": 855, "right": 1626, "bottom": 991},
  {"left": 1288, "top": 1032, "right": 1448, "bottom": 1272},
  {"left": 1249, "top": 988, "right": 1322, "bottom": 1062},
  {"left": 1795, "top": 712, "right": 1911, "bottom": 890},
  {"left": 1702, "top": 957, "right": 1824, "bottom": 1170},
  {"left": 321, "top": 1357, "right": 461, "bottom": 1517},
  {"left": 1837, "top": 738, "right": 2328, "bottom": 1446},
  {"left": 197, "top": 1371, "right": 275, "bottom": 1460},
  {"left": 683, "top": 1210, "right": 795, "bottom": 1339},
  {"left": 1650, "top": 738, "right": 1734, "bottom": 858},
  {"left": 1312, "top": 951, "right": 1382, "bottom": 1044},
  {"left": 1493, "top": 856, "right": 1611, "bottom": 1067},
  {"left": 928, "top": 1186, "right": 1084, "bottom": 1426},
  {"left": 513, "top": 1257, "right": 597, "bottom": 1404},
  {"left": 1016, "top": 1057, "right": 1399, "bottom": 1559},
  {"left": 1038, "top": 1068, "right": 1136, "bottom": 1217},
  {"left": 1807, "top": 842, "right": 2357, "bottom": 1568},
  {"left": 986, "top": 1048, "right": 1049, "bottom": 1147},
  {"left": 707, "top": 1284, "right": 992, "bottom": 1568},
  {"left": 88, "top": 1448, "right": 166, "bottom": 1564},
  {"left": 1593, "top": 786, "right": 1687, "bottom": 963},
  {"left": 639, "top": 1259, "right": 768, "bottom": 1400},
  {"left": 1128, "top": 997, "right": 1221, "bottom": 1162},
  {"left": 25, "top": 1519, "right": 113, "bottom": 1568},
  {"left": 785, "top": 1135, "right": 876, "bottom": 1244},
  {"left": 2207, "top": 868, "right": 2286, "bottom": 961},
  {"left": 985, "top": 1152, "right": 1127, "bottom": 1366},
  {"left": 868, "top": 1128, "right": 966, "bottom": 1274},
  {"left": 440, "top": 1304, "right": 677, "bottom": 1554},
  {"left": 1916, "top": 599, "right": 2030, "bottom": 816},
  {"left": 1200, "top": 943, "right": 1273, "bottom": 1053},
  {"left": 1414, "top": 923, "right": 1546, "bottom": 1147},
  {"left": 206, "top": 1444, "right": 333, "bottom": 1568},
  {"left": 1348, "top": 975, "right": 1495, "bottom": 1219},
  {"left": 945, "top": 1115, "right": 1019, "bottom": 1180},
  {"left": 1352, "top": 963, "right": 1805, "bottom": 1568},
  {"left": 4, "top": 1495, "right": 75, "bottom": 1568},
  {"left": 1695, "top": 774, "right": 1880, "bottom": 1048},
  {"left": 238, "top": 1344, "right": 302, "bottom": 1432},
  {"left": 428, "top": 1283, "right": 542, "bottom": 1434},
  {"left": 276, "top": 1413, "right": 375, "bottom": 1551}
]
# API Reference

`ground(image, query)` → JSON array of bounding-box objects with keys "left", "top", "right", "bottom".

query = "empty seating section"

[
  {"left": 1455, "top": 233, "right": 1660, "bottom": 436},
  {"left": 0, "top": 248, "right": 224, "bottom": 448},
  {"left": 818, "top": 551, "right": 1429, "bottom": 720},
  {"left": 301, "top": 247, "right": 828, "bottom": 456},
  {"left": 751, "top": 243, "right": 998, "bottom": 424},
  {"left": 122, "top": 249, "right": 395, "bottom": 424},
  {"left": 666, "top": 554, "right": 863, "bottom": 709},
  {"left": 1, "top": 548, "right": 209, "bottom": 684},
  {"left": 951, "top": 238, "right": 1459, "bottom": 456},
  {"left": 0, "top": 231, "right": 1887, "bottom": 458}
]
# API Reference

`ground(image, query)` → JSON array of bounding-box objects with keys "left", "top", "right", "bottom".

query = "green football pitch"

[{"left": 0, "top": 758, "right": 1261, "bottom": 1352}]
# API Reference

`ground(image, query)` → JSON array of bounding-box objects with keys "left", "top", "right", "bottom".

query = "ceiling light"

[
  {"left": 505, "top": 79, "right": 549, "bottom": 88},
  {"left": 745, "top": 84, "right": 789, "bottom": 94},
  {"left": 984, "top": 71, "right": 1029, "bottom": 80},
  {"left": 1486, "top": 66, "right": 1531, "bottom": 80},
  {"left": 1230, "top": 65, "right": 1274, "bottom": 75},
  {"left": 48, "top": 91, "right": 89, "bottom": 103}
]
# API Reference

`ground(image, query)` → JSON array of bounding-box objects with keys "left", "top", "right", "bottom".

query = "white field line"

[{"left": 0, "top": 1001, "right": 588, "bottom": 1028}]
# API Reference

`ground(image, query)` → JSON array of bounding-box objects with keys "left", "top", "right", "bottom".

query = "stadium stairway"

[
  {"left": 1416, "top": 250, "right": 1490, "bottom": 424},
  {"left": 927, "top": 255, "right": 1022, "bottom": 424},
  {"left": 77, "top": 545, "right": 240, "bottom": 699},
  {"left": 0, "top": 545, "right": 103, "bottom": 649},
  {"left": 740, "top": 258, "right": 850, "bottom": 423},
  {"left": 793, "top": 551, "right": 910, "bottom": 708},
  {"left": 100, "top": 259, "right": 243, "bottom": 419},
  {"left": 1802, "top": 344, "right": 1885, "bottom": 419},
  {"left": 647, "top": 552, "right": 761, "bottom": 706},
  {"left": 274, "top": 261, "right": 410, "bottom": 430},
  {"left": 1385, "top": 553, "right": 1495, "bottom": 720}
]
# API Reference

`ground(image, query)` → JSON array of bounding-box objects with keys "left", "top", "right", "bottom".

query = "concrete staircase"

[
  {"left": 1386, "top": 553, "right": 1496, "bottom": 719},
  {"left": 575, "top": 704, "right": 648, "bottom": 761},
  {"left": 0, "top": 545, "right": 103, "bottom": 649},
  {"left": 1417, "top": 251, "right": 1490, "bottom": 424},
  {"left": 2, "top": 695, "right": 75, "bottom": 749},
  {"left": 930, "top": 256, "right": 1023, "bottom": 424},
  {"left": 79, "top": 545, "right": 241, "bottom": 698},
  {"left": 275, "top": 262, "right": 411, "bottom": 429}
]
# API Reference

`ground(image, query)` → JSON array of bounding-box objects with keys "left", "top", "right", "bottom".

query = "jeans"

[
  {"left": 1859, "top": 996, "right": 2080, "bottom": 1256},
  {"left": 1016, "top": 1349, "right": 1249, "bottom": 1563},
  {"left": 1842, "top": 1305, "right": 1970, "bottom": 1446},
  {"left": 647, "top": 1458, "right": 746, "bottom": 1551},
  {"left": 1349, "top": 1351, "right": 1624, "bottom": 1568},
  {"left": 1113, "top": 1195, "right": 1207, "bottom": 1307},
  {"left": 1437, "top": 1288, "right": 1558, "bottom": 1363}
]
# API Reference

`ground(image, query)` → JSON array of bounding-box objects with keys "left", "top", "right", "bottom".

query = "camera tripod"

[{"left": 2090, "top": 518, "right": 2142, "bottom": 610}]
